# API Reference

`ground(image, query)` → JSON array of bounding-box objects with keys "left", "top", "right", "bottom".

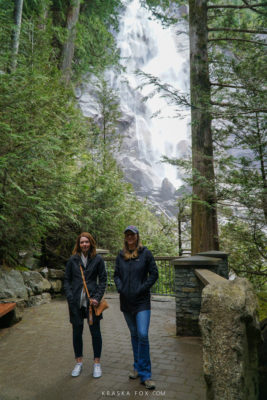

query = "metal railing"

[{"left": 103, "top": 256, "right": 180, "bottom": 296}]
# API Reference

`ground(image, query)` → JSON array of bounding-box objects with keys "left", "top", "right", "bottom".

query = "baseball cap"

[{"left": 124, "top": 225, "right": 139, "bottom": 234}]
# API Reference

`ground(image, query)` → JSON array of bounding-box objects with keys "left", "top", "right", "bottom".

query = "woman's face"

[
  {"left": 80, "top": 236, "right": 90, "bottom": 254},
  {"left": 125, "top": 231, "right": 138, "bottom": 248}
]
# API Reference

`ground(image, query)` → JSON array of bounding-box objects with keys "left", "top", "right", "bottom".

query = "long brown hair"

[
  {"left": 72, "top": 232, "right": 97, "bottom": 258},
  {"left": 123, "top": 234, "right": 143, "bottom": 260}
]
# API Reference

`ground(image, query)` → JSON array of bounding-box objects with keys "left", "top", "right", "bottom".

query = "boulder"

[
  {"left": 48, "top": 269, "right": 64, "bottom": 279},
  {"left": 199, "top": 277, "right": 261, "bottom": 400},
  {"left": 18, "top": 251, "right": 40, "bottom": 270},
  {"left": 21, "top": 271, "right": 51, "bottom": 295},
  {"left": 160, "top": 177, "right": 176, "bottom": 200},
  {"left": 27, "top": 293, "right": 51, "bottom": 307},
  {"left": 259, "top": 318, "right": 267, "bottom": 400},
  {"left": 50, "top": 280, "right": 62, "bottom": 293},
  {"left": 0, "top": 269, "right": 28, "bottom": 300},
  {"left": 40, "top": 267, "right": 49, "bottom": 279}
]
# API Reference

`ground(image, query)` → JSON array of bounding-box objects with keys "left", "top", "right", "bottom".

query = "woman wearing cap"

[
  {"left": 64, "top": 232, "right": 107, "bottom": 379},
  {"left": 114, "top": 226, "right": 158, "bottom": 390}
]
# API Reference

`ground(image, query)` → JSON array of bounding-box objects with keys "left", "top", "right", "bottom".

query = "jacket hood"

[{"left": 119, "top": 245, "right": 147, "bottom": 256}]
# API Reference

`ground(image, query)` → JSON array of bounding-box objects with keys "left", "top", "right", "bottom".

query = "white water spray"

[
  {"left": 113, "top": 0, "right": 190, "bottom": 188},
  {"left": 79, "top": 0, "right": 190, "bottom": 206}
]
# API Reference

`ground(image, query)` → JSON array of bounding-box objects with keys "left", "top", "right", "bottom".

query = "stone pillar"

[
  {"left": 172, "top": 255, "right": 221, "bottom": 336},
  {"left": 197, "top": 251, "right": 229, "bottom": 279},
  {"left": 199, "top": 277, "right": 261, "bottom": 400}
]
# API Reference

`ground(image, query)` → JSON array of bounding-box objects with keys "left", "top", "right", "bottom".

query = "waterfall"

[{"left": 79, "top": 0, "right": 190, "bottom": 217}]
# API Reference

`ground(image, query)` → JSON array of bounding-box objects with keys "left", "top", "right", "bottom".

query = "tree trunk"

[
  {"left": 10, "top": 0, "right": 24, "bottom": 72},
  {"left": 189, "top": 0, "right": 219, "bottom": 254},
  {"left": 37, "top": 3, "right": 48, "bottom": 31},
  {"left": 60, "top": 0, "right": 81, "bottom": 84},
  {"left": 178, "top": 214, "right": 182, "bottom": 256}
]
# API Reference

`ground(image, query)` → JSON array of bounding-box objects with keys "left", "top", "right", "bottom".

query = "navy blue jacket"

[
  {"left": 114, "top": 246, "right": 158, "bottom": 313},
  {"left": 64, "top": 253, "right": 107, "bottom": 325}
]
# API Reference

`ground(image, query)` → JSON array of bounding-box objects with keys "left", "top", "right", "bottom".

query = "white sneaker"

[
  {"left": 71, "top": 362, "right": 82, "bottom": 377},
  {"left": 93, "top": 363, "right": 102, "bottom": 378}
]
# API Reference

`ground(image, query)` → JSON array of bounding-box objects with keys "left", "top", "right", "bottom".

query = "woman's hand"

[{"left": 90, "top": 298, "right": 99, "bottom": 307}]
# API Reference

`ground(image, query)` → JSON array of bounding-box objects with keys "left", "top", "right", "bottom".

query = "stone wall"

[
  {"left": 199, "top": 277, "right": 261, "bottom": 400},
  {"left": 0, "top": 267, "right": 64, "bottom": 307},
  {"left": 172, "top": 251, "right": 228, "bottom": 336}
]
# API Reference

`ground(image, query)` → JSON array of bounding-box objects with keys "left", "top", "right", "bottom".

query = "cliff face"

[
  {"left": 79, "top": 79, "right": 179, "bottom": 218},
  {"left": 78, "top": 0, "right": 191, "bottom": 218}
]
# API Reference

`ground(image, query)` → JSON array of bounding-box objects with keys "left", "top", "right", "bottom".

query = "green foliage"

[
  {"left": 141, "top": 0, "right": 183, "bottom": 25},
  {"left": 15, "top": 265, "right": 30, "bottom": 272},
  {"left": 89, "top": 77, "right": 122, "bottom": 149},
  {"left": 0, "top": 64, "right": 88, "bottom": 264},
  {"left": 220, "top": 219, "right": 267, "bottom": 290},
  {"left": 61, "top": 0, "right": 123, "bottom": 80},
  {"left": 257, "top": 291, "right": 267, "bottom": 322},
  {"left": 143, "top": 0, "right": 266, "bottom": 285},
  {"left": 0, "top": 0, "right": 179, "bottom": 270},
  {"left": 0, "top": 1, "right": 13, "bottom": 69},
  {"left": 208, "top": 0, "right": 267, "bottom": 287},
  {"left": 74, "top": 11, "right": 121, "bottom": 80},
  {"left": 43, "top": 152, "right": 178, "bottom": 266}
]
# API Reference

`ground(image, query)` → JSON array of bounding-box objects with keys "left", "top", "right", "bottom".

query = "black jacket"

[
  {"left": 114, "top": 246, "right": 158, "bottom": 313},
  {"left": 64, "top": 253, "right": 107, "bottom": 325}
]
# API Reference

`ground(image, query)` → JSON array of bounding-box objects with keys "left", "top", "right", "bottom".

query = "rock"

[
  {"left": 0, "top": 269, "right": 28, "bottom": 300},
  {"left": 199, "top": 277, "right": 261, "bottom": 400},
  {"left": 12, "top": 299, "right": 25, "bottom": 323},
  {"left": 117, "top": 155, "right": 161, "bottom": 192},
  {"left": 21, "top": 271, "right": 51, "bottom": 295},
  {"left": 176, "top": 139, "right": 190, "bottom": 159},
  {"left": 40, "top": 267, "right": 49, "bottom": 279},
  {"left": 160, "top": 177, "right": 176, "bottom": 200},
  {"left": 41, "top": 293, "right": 52, "bottom": 303},
  {"left": 259, "top": 318, "right": 267, "bottom": 366},
  {"left": 50, "top": 280, "right": 62, "bottom": 293},
  {"left": 18, "top": 251, "right": 40, "bottom": 270},
  {"left": 259, "top": 318, "right": 267, "bottom": 400},
  {"left": 48, "top": 269, "right": 64, "bottom": 279},
  {"left": 25, "top": 284, "right": 34, "bottom": 297},
  {"left": 27, "top": 293, "right": 51, "bottom": 307}
]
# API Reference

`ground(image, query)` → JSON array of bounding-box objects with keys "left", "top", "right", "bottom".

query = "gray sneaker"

[
  {"left": 142, "top": 379, "right": 156, "bottom": 390},
  {"left": 93, "top": 363, "right": 102, "bottom": 378},
  {"left": 71, "top": 362, "right": 82, "bottom": 377},
  {"left": 129, "top": 370, "right": 139, "bottom": 379}
]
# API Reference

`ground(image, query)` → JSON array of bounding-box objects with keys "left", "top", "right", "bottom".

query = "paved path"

[{"left": 0, "top": 295, "right": 206, "bottom": 400}]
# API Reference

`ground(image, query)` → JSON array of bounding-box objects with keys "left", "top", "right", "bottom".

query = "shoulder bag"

[{"left": 80, "top": 265, "right": 109, "bottom": 324}]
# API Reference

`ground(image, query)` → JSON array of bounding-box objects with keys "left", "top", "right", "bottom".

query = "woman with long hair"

[
  {"left": 114, "top": 225, "right": 158, "bottom": 390},
  {"left": 64, "top": 232, "right": 107, "bottom": 378}
]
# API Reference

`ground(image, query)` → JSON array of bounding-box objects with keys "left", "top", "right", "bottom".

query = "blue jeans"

[{"left": 123, "top": 310, "right": 151, "bottom": 382}]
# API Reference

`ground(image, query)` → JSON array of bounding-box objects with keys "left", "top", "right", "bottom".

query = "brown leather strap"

[{"left": 80, "top": 265, "right": 93, "bottom": 325}]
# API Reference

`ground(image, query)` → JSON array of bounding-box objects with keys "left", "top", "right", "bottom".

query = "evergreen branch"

[
  {"left": 211, "top": 101, "right": 267, "bottom": 113},
  {"left": 211, "top": 82, "right": 265, "bottom": 93},
  {"left": 208, "top": 28, "right": 267, "bottom": 34},
  {"left": 213, "top": 110, "right": 267, "bottom": 117},
  {"left": 208, "top": 3, "right": 267, "bottom": 9},
  {"left": 136, "top": 71, "right": 192, "bottom": 109},
  {"left": 253, "top": 225, "right": 267, "bottom": 259},
  {"left": 242, "top": 0, "right": 267, "bottom": 15},
  {"left": 210, "top": 82, "right": 246, "bottom": 89},
  {"left": 208, "top": 38, "right": 267, "bottom": 45}
]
